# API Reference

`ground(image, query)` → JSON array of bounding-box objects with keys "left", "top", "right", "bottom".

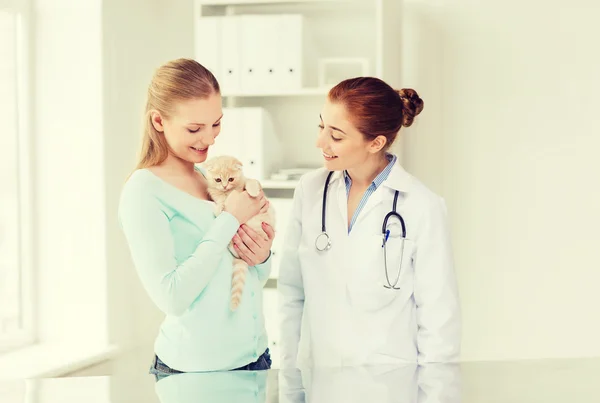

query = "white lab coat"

[{"left": 277, "top": 158, "right": 461, "bottom": 369}]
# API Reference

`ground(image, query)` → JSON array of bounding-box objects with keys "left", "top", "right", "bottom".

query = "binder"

[
  {"left": 276, "top": 14, "right": 304, "bottom": 90},
  {"left": 207, "top": 107, "right": 244, "bottom": 159},
  {"left": 219, "top": 16, "right": 242, "bottom": 95},
  {"left": 239, "top": 106, "right": 263, "bottom": 178},
  {"left": 194, "top": 16, "right": 221, "bottom": 78},
  {"left": 239, "top": 107, "right": 282, "bottom": 181}
]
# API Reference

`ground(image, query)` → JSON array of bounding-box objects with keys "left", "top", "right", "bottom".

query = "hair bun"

[{"left": 397, "top": 88, "right": 424, "bottom": 128}]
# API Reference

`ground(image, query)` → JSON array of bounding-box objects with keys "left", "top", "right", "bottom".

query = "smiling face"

[
  {"left": 316, "top": 99, "right": 386, "bottom": 171},
  {"left": 150, "top": 93, "right": 223, "bottom": 164}
]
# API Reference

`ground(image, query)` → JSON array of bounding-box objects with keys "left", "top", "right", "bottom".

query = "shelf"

[
  {"left": 222, "top": 86, "right": 331, "bottom": 97},
  {"left": 261, "top": 179, "right": 300, "bottom": 189},
  {"left": 199, "top": 0, "right": 350, "bottom": 5}
]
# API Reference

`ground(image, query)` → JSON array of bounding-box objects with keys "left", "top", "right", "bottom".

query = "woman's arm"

[
  {"left": 118, "top": 183, "right": 239, "bottom": 317},
  {"left": 278, "top": 179, "right": 306, "bottom": 369},
  {"left": 252, "top": 252, "right": 272, "bottom": 287},
  {"left": 414, "top": 196, "right": 462, "bottom": 363}
]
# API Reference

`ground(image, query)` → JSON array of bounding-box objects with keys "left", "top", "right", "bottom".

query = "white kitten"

[{"left": 203, "top": 155, "right": 276, "bottom": 311}]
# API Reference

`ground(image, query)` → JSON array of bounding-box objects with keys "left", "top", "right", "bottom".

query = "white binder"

[
  {"left": 207, "top": 107, "right": 244, "bottom": 158},
  {"left": 276, "top": 14, "right": 304, "bottom": 90},
  {"left": 194, "top": 16, "right": 221, "bottom": 78},
  {"left": 219, "top": 16, "right": 242, "bottom": 95}
]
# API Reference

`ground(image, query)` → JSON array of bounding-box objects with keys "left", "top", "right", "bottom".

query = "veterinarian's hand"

[
  {"left": 232, "top": 222, "right": 275, "bottom": 266},
  {"left": 224, "top": 190, "right": 267, "bottom": 224}
]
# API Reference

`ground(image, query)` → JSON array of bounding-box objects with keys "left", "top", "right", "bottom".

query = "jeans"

[{"left": 149, "top": 348, "right": 272, "bottom": 381}]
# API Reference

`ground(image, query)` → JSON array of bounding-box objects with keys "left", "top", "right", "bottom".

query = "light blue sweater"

[{"left": 118, "top": 167, "right": 271, "bottom": 372}]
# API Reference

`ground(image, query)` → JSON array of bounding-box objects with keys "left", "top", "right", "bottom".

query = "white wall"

[
  {"left": 32, "top": 0, "right": 195, "bottom": 366},
  {"left": 34, "top": 0, "right": 108, "bottom": 346},
  {"left": 102, "top": 0, "right": 195, "bottom": 363},
  {"left": 400, "top": 0, "right": 600, "bottom": 361}
]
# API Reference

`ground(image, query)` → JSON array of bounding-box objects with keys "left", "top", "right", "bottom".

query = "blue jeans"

[{"left": 149, "top": 348, "right": 272, "bottom": 381}]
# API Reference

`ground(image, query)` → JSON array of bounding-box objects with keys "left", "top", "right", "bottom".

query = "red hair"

[{"left": 328, "top": 77, "right": 424, "bottom": 150}]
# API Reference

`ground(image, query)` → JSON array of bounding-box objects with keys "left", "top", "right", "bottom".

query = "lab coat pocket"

[{"left": 347, "top": 234, "right": 415, "bottom": 312}]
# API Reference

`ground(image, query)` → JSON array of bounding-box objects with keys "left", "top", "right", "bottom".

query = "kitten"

[{"left": 203, "top": 155, "right": 276, "bottom": 311}]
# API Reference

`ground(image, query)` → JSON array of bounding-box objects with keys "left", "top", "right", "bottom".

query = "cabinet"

[
  {"left": 194, "top": 0, "right": 403, "bottom": 367},
  {"left": 267, "top": 197, "right": 294, "bottom": 279}
]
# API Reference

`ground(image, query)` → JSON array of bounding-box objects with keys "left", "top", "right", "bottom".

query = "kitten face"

[
  {"left": 204, "top": 155, "right": 244, "bottom": 192},
  {"left": 211, "top": 170, "right": 241, "bottom": 191}
]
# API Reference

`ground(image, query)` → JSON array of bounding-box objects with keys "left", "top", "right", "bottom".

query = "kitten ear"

[{"left": 232, "top": 157, "right": 243, "bottom": 170}]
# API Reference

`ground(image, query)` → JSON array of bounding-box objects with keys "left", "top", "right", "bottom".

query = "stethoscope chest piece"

[{"left": 315, "top": 232, "right": 332, "bottom": 251}]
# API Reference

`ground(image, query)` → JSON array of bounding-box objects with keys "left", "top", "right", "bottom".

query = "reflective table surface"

[{"left": 2, "top": 358, "right": 600, "bottom": 403}]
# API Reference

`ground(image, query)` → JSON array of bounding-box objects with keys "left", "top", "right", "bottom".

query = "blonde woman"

[{"left": 119, "top": 58, "right": 274, "bottom": 378}]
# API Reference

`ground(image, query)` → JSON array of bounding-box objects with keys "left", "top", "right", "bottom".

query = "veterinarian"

[
  {"left": 278, "top": 77, "right": 461, "bottom": 368},
  {"left": 118, "top": 58, "right": 274, "bottom": 379}
]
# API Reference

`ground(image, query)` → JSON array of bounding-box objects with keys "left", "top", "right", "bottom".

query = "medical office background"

[{"left": 0, "top": 0, "right": 599, "bottom": 378}]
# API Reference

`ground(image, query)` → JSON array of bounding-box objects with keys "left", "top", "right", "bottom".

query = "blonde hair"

[{"left": 135, "top": 58, "right": 220, "bottom": 170}]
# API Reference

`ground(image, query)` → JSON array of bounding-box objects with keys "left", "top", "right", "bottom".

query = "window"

[{"left": 0, "top": 2, "right": 34, "bottom": 354}]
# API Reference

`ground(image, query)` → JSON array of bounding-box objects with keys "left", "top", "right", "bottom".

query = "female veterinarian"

[{"left": 278, "top": 77, "right": 461, "bottom": 368}]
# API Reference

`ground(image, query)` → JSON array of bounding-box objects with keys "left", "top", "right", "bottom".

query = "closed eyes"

[
  {"left": 318, "top": 124, "right": 341, "bottom": 141},
  {"left": 188, "top": 122, "right": 221, "bottom": 133}
]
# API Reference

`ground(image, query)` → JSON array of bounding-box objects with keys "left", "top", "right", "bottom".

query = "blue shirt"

[
  {"left": 344, "top": 153, "right": 397, "bottom": 232},
  {"left": 118, "top": 166, "right": 271, "bottom": 372}
]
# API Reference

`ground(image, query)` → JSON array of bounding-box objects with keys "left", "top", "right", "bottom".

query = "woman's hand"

[
  {"left": 232, "top": 222, "right": 275, "bottom": 266},
  {"left": 224, "top": 190, "right": 268, "bottom": 224}
]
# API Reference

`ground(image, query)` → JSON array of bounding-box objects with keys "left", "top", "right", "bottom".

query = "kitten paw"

[{"left": 245, "top": 179, "right": 261, "bottom": 197}]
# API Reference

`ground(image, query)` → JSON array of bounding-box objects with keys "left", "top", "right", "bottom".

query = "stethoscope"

[{"left": 315, "top": 171, "right": 407, "bottom": 290}]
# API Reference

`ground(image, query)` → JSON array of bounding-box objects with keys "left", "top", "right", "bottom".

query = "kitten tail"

[{"left": 230, "top": 259, "right": 248, "bottom": 311}]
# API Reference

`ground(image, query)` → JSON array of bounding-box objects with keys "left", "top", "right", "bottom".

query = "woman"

[
  {"left": 118, "top": 58, "right": 274, "bottom": 377},
  {"left": 278, "top": 77, "right": 461, "bottom": 368}
]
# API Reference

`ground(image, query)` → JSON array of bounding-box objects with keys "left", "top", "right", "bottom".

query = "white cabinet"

[{"left": 269, "top": 197, "right": 294, "bottom": 279}]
